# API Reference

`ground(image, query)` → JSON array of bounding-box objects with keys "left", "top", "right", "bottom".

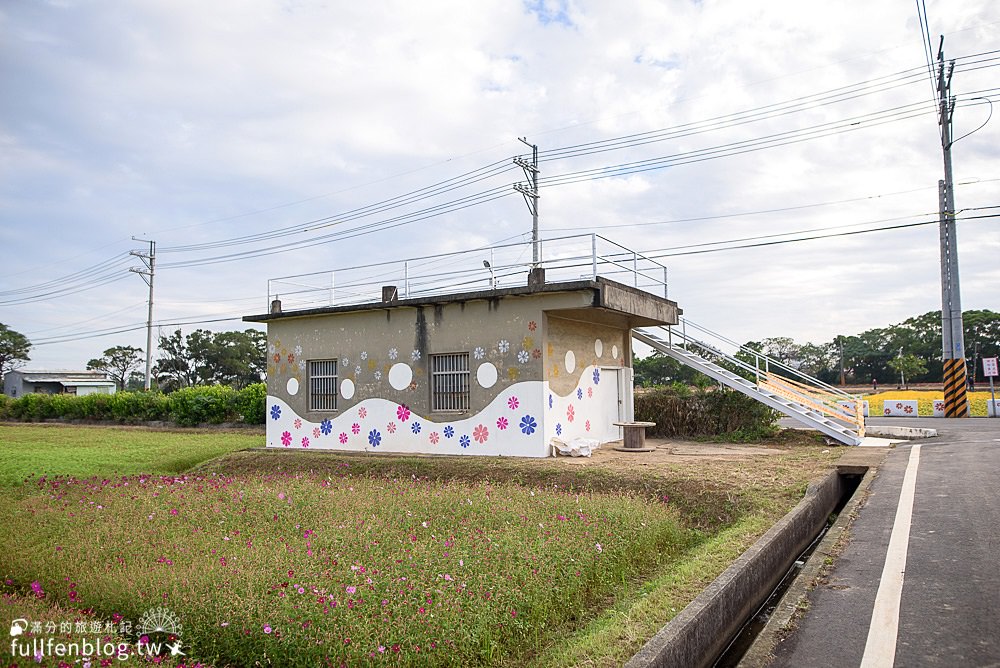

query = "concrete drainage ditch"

[{"left": 627, "top": 464, "right": 878, "bottom": 668}]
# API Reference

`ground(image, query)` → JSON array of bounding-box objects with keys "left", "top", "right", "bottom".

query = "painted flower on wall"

[
  {"left": 587, "top": 387, "right": 593, "bottom": 398},
  {"left": 358, "top": 407, "right": 367, "bottom": 419},
  {"left": 585, "top": 420, "right": 591, "bottom": 432},
  {"left": 386, "top": 422, "right": 397, "bottom": 434},
  {"left": 473, "top": 424, "right": 489, "bottom": 444},
  {"left": 301, "top": 437, "right": 310, "bottom": 448},
  {"left": 368, "top": 429, "right": 381, "bottom": 447},
  {"left": 342, "top": 357, "right": 350, "bottom": 366},
  {"left": 396, "top": 404, "right": 411, "bottom": 422},
  {"left": 577, "top": 389, "right": 583, "bottom": 400},
  {"left": 473, "top": 347, "right": 485, "bottom": 360},
  {"left": 273, "top": 353, "right": 281, "bottom": 364},
  {"left": 519, "top": 415, "right": 537, "bottom": 435},
  {"left": 281, "top": 431, "right": 292, "bottom": 447},
  {"left": 532, "top": 348, "right": 541, "bottom": 359},
  {"left": 548, "top": 395, "right": 553, "bottom": 409},
  {"left": 339, "top": 432, "right": 349, "bottom": 444},
  {"left": 528, "top": 321, "right": 537, "bottom": 332},
  {"left": 360, "top": 351, "right": 368, "bottom": 360},
  {"left": 355, "top": 365, "right": 362, "bottom": 376},
  {"left": 517, "top": 350, "right": 529, "bottom": 364},
  {"left": 270, "top": 405, "right": 281, "bottom": 420},
  {"left": 374, "top": 370, "right": 382, "bottom": 381},
  {"left": 351, "top": 423, "right": 361, "bottom": 435},
  {"left": 555, "top": 423, "right": 562, "bottom": 436},
  {"left": 293, "top": 419, "right": 302, "bottom": 430},
  {"left": 312, "top": 427, "right": 321, "bottom": 439},
  {"left": 411, "top": 422, "right": 421, "bottom": 434},
  {"left": 320, "top": 419, "right": 333, "bottom": 435},
  {"left": 388, "top": 348, "right": 398, "bottom": 360},
  {"left": 443, "top": 426, "right": 455, "bottom": 439},
  {"left": 593, "top": 369, "right": 601, "bottom": 385},
  {"left": 287, "top": 353, "right": 295, "bottom": 364},
  {"left": 497, "top": 416, "right": 509, "bottom": 430},
  {"left": 498, "top": 339, "right": 510, "bottom": 354},
  {"left": 459, "top": 435, "right": 471, "bottom": 448},
  {"left": 411, "top": 350, "right": 421, "bottom": 362},
  {"left": 507, "top": 396, "right": 519, "bottom": 410},
  {"left": 567, "top": 405, "right": 575, "bottom": 422},
  {"left": 429, "top": 431, "right": 440, "bottom": 444}
]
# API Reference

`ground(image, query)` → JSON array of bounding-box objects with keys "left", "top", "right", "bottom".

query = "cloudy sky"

[{"left": 2, "top": 0, "right": 998, "bottom": 371}]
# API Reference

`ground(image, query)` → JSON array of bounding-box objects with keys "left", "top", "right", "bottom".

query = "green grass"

[
  {"left": 0, "top": 424, "right": 258, "bottom": 487},
  {"left": 0, "top": 424, "right": 835, "bottom": 667}
]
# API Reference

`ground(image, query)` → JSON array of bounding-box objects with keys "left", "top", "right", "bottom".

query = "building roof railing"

[{"left": 265, "top": 234, "right": 667, "bottom": 313}]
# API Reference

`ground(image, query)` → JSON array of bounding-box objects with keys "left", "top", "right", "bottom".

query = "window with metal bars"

[
  {"left": 308, "top": 359, "right": 338, "bottom": 411},
  {"left": 430, "top": 353, "right": 470, "bottom": 412}
]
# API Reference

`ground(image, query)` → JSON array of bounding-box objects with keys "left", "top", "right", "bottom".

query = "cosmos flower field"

[{"left": 1, "top": 467, "right": 692, "bottom": 667}]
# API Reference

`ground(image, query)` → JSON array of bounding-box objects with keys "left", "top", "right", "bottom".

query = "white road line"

[{"left": 860, "top": 443, "right": 922, "bottom": 668}]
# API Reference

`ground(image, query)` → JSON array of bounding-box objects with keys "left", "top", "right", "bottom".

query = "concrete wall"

[{"left": 262, "top": 290, "right": 624, "bottom": 457}]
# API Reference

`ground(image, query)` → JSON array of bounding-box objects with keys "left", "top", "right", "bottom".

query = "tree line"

[
  {"left": 0, "top": 325, "right": 265, "bottom": 392},
  {"left": 634, "top": 309, "right": 1000, "bottom": 388}
]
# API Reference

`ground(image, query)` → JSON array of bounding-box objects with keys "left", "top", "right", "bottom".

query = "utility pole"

[
  {"left": 935, "top": 36, "right": 970, "bottom": 417},
  {"left": 129, "top": 238, "right": 156, "bottom": 391},
  {"left": 514, "top": 138, "right": 540, "bottom": 266},
  {"left": 837, "top": 337, "right": 846, "bottom": 386}
]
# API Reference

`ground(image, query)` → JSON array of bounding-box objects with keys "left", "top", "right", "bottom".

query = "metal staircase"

[{"left": 634, "top": 321, "right": 865, "bottom": 446}]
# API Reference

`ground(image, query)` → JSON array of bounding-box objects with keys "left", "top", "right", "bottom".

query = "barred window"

[
  {"left": 309, "top": 360, "right": 338, "bottom": 411},
  {"left": 430, "top": 353, "right": 470, "bottom": 412}
]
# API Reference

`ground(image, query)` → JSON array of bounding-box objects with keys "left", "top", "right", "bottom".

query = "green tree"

[
  {"left": 888, "top": 353, "right": 927, "bottom": 390},
  {"left": 0, "top": 323, "right": 32, "bottom": 388},
  {"left": 633, "top": 352, "right": 707, "bottom": 387},
  {"left": 154, "top": 328, "right": 266, "bottom": 390},
  {"left": 88, "top": 345, "right": 144, "bottom": 390}
]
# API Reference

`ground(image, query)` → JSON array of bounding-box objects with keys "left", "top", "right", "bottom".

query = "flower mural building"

[{"left": 245, "top": 277, "right": 679, "bottom": 457}]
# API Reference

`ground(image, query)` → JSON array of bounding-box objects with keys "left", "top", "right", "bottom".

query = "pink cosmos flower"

[
  {"left": 345, "top": 585, "right": 356, "bottom": 594},
  {"left": 263, "top": 625, "right": 272, "bottom": 634}
]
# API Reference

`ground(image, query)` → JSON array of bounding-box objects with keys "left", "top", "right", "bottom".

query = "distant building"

[
  {"left": 245, "top": 277, "right": 679, "bottom": 457},
  {"left": 2, "top": 369, "right": 117, "bottom": 397}
]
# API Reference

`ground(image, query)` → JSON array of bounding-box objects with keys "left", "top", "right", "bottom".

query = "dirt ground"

[{"left": 553, "top": 438, "right": 790, "bottom": 471}]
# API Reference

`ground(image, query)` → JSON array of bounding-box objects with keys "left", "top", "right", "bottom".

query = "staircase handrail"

[{"left": 675, "top": 319, "right": 859, "bottom": 401}]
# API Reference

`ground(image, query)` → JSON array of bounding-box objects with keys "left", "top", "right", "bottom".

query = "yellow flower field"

[{"left": 864, "top": 390, "right": 995, "bottom": 417}]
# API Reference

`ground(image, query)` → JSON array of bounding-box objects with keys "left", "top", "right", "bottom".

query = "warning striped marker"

[{"left": 942, "top": 358, "right": 970, "bottom": 417}]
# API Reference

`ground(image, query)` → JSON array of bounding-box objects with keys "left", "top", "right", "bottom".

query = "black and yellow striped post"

[{"left": 942, "top": 358, "right": 970, "bottom": 417}]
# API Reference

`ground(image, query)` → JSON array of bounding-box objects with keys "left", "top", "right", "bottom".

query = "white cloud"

[{"left": 1, "top": 0, "right": 998, "bottom": 369}]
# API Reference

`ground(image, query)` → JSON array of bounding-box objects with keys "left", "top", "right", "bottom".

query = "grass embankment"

[
  {"left": 0, "top": 424, "right": 836, "bottom": 667},
  {"left": 864, "top": 390, "right": 994, "bottom": 416}
]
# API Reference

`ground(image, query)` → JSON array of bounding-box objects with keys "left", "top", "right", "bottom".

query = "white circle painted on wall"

[
  {"left": 595, "top": 339, "right": 604, "bottom": 358},
  {"left": 286, "top": 377, "right": 299, "bottom": 395},
  {"left": 477, "top": 362, "right": 499, "bottom": 388},
  {"left": 565, "top": 350, "right": 576, "bottom": 374},
  {"left": 612, "top": 345, "right": 619, "bottom": 360},
  {"left": 341, "top": 378, "right": 355, "bottom": 400},
  {"left": 388, "top": 363, "right": 413, "bottom": 390}
]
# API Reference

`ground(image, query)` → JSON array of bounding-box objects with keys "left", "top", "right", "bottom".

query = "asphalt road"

[{"left": 769, "top": 417, "right": 1000, "bottom": 667}]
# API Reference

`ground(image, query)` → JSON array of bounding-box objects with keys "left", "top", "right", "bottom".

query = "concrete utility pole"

[
  {"left": 935, "top": 37, "right": 970, "bottom": 417},
  {"left": 129, "top": 238, "right": 156, "bottom": 391},
  {"left": 514, "top": 138, "right": 540, "bottom": 266}
]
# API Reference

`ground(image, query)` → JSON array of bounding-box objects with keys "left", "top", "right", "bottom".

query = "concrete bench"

[{"left": 614, "top": 421, "right": 656, "bottom": 452}]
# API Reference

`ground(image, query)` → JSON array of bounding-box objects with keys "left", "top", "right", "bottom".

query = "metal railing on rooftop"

[{"left": 265, "top": 234, "right": 668, "bottom": 312}]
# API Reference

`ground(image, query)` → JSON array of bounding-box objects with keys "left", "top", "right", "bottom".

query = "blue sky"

[{"left": 1, "top": 0, "right": 998, "bottom": 370}]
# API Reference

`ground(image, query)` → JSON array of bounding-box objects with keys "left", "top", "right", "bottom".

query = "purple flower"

[
  {"left": 443, "top": 425, "right": 454, "bottom": 439},
  {"left": 411, "top": 421, "right": 421, "bottom": 434},
  {"left": 270, "top": 405, "right": 281, "bottom": 420},
  {"left": 320, "top": 419, "right": 333, "bottom": 435},
  {"left": 368, "top": 429, "right": 381, "bottom": 447}
]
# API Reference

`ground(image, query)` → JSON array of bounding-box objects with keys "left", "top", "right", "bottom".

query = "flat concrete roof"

[{"left": 244, "top": 277, "right": 681, "bottom": 327}]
